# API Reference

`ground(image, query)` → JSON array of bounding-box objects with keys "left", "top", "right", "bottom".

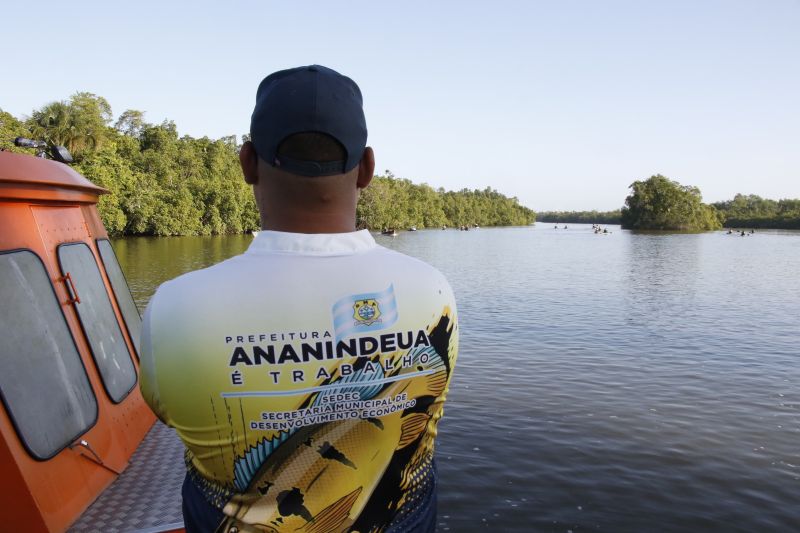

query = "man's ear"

[
  {"left": 240, "top": 141, "right": 259, "bottom": 185},
  {"left": 356, "top": 147, "right": 375, "bottom": 189}
]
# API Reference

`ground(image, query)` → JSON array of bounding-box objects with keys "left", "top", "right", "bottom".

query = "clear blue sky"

[{"left": 2, "top": 0, "right": 798, "bottom": 211}]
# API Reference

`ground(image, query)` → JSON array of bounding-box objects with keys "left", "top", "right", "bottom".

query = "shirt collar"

[{"left": 245, "top": 229, "right": 377, "bottom": 256}]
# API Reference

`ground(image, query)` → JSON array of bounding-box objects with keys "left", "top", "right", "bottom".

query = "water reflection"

[{"left": 625, "top": 233, "right": 701, "bottom": 338}]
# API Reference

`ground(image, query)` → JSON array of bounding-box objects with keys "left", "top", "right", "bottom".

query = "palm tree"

[{"left": 27, "top": 94, "right": 110, "bottom": 158}]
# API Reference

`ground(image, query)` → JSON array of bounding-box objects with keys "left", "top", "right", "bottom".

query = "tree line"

[
  {"left": 1, "top": 94, "right": 259, "bottom": 236},
  {"left": 536, "top": 210, "right": 621, "bottom": 224},
  {"left": 0, "top": 93, "right": 534, "bottom": 235},
  {"left": 537, "top": 178, "right": 799, "bottom": 231},
  {"left": 711, "top": 194, "right": 800, "bottom": 230},
  {"left": 357, "top": 172, "right": 535, "bottom": 229}
]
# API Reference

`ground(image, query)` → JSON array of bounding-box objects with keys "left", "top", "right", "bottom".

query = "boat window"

[
  {"left": 57, "top": 243, "right": 137, "bottom": 403},
  {"left": 0, "top": 250, "right": 97, "bottom": 459},
  {"left": 96, "top": 239, "right": 141, "bottom": 357}
]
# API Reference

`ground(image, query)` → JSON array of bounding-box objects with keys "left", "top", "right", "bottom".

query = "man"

[{"left": 140, "top": 65, "right": 458, "bottom": 533}]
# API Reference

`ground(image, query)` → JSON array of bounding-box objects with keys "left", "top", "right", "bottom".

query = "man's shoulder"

[
  {"left": 147, "top": 255, "right": 244, "bottom": 309},
  {"left": 147, "top": 245, "right": 453, "bottom": 315}
]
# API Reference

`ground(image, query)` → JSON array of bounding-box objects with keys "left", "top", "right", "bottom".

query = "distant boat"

[
  {"left": 252, "top": 230, "right": 259, "bottom": 238},
  {"left": 381, "top": 228, "right": 398, "bottom": 237},
  {"left": 408, "top": 226, "right": 417, "bottom": 231}
]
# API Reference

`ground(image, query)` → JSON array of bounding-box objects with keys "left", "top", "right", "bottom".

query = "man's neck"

[{"left": 262, "top": 214, "right": 357, "bottom": 234}]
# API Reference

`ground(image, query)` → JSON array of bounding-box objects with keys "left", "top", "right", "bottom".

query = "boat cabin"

[{"left": 0, "top": 151, "right": 184, "bottom": 532}]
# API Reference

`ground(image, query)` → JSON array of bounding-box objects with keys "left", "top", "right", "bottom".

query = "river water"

[{"left": 114, "top": 225, "right": 800, "bottom": 532}]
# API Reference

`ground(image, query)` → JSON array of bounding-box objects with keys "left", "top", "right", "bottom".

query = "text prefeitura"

[{"left": 228, "top": 329, "right": 431, "bottom": 367}]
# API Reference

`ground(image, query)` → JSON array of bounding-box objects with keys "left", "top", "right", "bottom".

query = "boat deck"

[{"left": 68, "top": 422, "right": 185, "bottom": 533}]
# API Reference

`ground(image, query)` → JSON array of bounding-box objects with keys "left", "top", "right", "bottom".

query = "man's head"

[{"left": 240, "top": 65, "right": 374, "bottom": 233}]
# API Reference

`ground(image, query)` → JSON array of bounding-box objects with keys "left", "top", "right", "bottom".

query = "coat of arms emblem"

[{"left": 353, "top": 298, "right": 381, "bottom": 326}]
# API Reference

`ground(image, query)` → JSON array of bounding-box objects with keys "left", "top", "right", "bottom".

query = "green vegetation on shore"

[
  {"left": 712, "top": 194, "right": 800, "bottom": 230},
  {"left": 358, "top": 172, "right": 534, "bottom": 229},
  {"left": 1, "top": 93, "right": 534, "bottom": 235}
]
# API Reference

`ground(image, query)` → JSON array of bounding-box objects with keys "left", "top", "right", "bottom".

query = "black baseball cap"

[{"left": 250, "top": 65, "right": 368, "bottom": 177}]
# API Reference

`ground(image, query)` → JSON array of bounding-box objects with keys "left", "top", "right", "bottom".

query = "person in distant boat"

[
  {"left": 563, "top": 225, "right": 567, "bottom": 229},
  {"left": 140, "top": 65, "right": 459, "bottom": 533}
]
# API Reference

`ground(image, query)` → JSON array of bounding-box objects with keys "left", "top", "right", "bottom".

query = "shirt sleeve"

[{"left": 138, "top": 296, "right": 169, "bottom": 425}]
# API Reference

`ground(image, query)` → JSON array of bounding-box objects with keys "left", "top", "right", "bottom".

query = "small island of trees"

[
  {"left": 620, "top": 175, "right": 722, "bottom": 231},
  {"left": 1, "top": 93, "right": 534, "bottom": 235}
]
